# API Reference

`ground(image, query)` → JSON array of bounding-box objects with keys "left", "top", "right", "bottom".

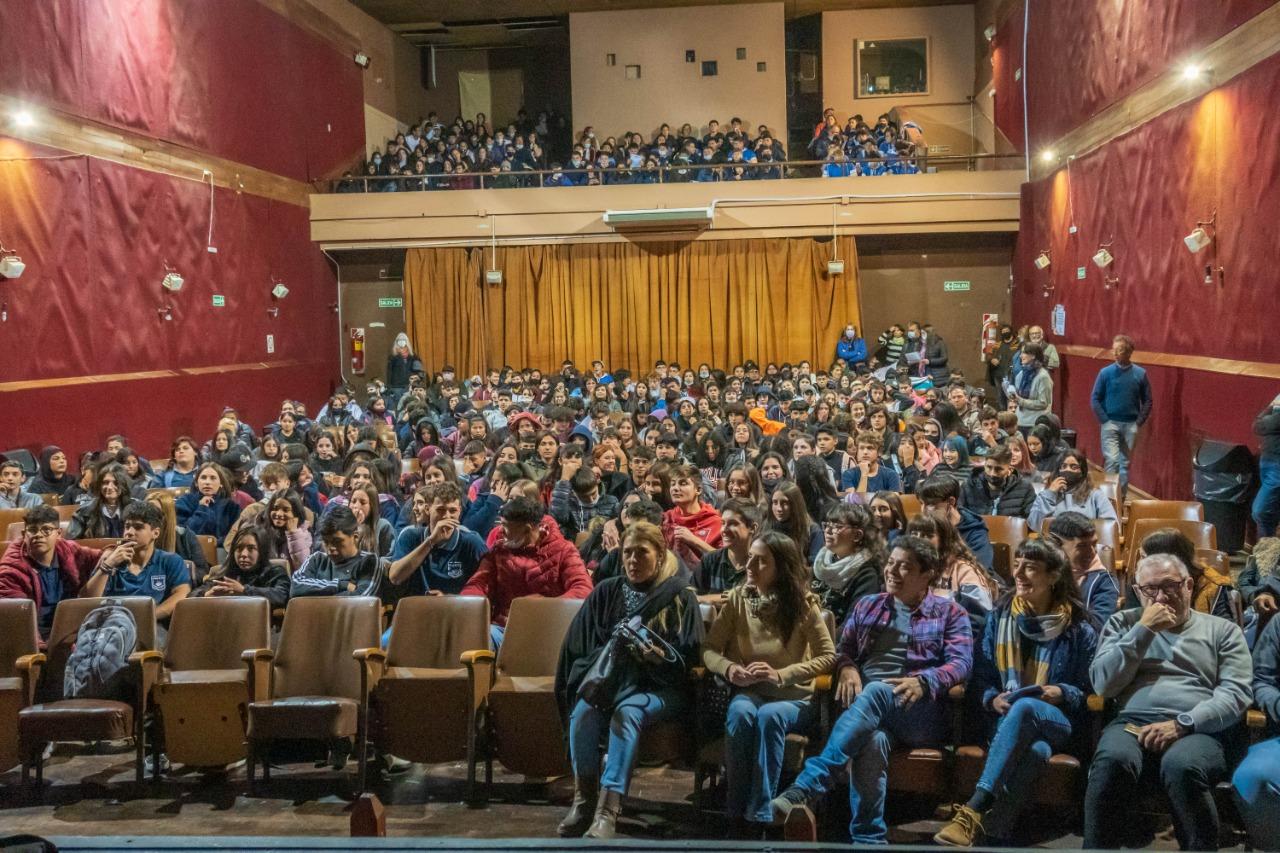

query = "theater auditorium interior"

[{"left": 1, "top": 0, "right": 1279, "bottom": 850}]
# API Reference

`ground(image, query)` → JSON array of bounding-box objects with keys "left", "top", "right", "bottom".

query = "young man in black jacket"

[{"left": 960, "top": 444, "right": 1035, "bottom": 519}]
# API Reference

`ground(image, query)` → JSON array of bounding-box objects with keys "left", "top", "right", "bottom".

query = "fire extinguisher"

[{"left": 350, "top": 327, "right": 366, "bottom": 375}]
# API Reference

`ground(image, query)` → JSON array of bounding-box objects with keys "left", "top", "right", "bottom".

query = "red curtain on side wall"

[{"left": 1011, "top": 51, "right": 1280, "bottom": 499}]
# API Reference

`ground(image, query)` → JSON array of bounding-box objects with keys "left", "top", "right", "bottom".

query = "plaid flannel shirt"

[{"left": 835, "top": 591, "right": 973, "bottom": 700}]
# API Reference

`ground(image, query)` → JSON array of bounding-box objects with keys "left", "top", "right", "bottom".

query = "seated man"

[
  {"left": 460, "top": 496, "right": 592, "bottom": 648},
  {"left": 1232, "top": 612, "right": 1280, "bottom": 850},
  {"left": 550, "top": 466, "right": 619, "bottom": 544},
  {"left": 770, "top": 536, "right": 973, "bottom": 843},
  {"left": 0, "top": 505, "right": 111, "bottom": 640},
  {"left": 918, "top": 474, "right": 996, "bottom": 571},
  {"left": 1048, "top": 511, "right": 1121, "bottom": 626},
  {"left": 0, "top": 459, "right": 43, "bottom": 510},
  {"left": 841, "top": 431, "right": 902, "bottom": 496},
  {"left": 82, "top": 502, "right": 192, "bottom": 626},
  {"left": 1084, "top": 554, "right": 1252, "bottom": 851},
  {"left": 387, "top": 482, "right": 488, "bottom": 596},
  {"left": 960, "top": 444, "right": 1035, "bottom": 519}
]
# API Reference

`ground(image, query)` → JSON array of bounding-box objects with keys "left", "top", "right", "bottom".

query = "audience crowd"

[
  {"left": 4, "top": 320, "right": 1279, "bottom": 850},
  {"left": 337, "top": 108, "right": 924, "bottom": 192}
]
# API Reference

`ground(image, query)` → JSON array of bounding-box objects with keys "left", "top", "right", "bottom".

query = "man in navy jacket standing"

[{"left": 1091, "top": 334, "right": 1153, "bottom": 498}]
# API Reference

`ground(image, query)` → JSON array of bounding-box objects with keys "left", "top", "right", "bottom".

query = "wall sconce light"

[
  {"left": 271, "top": 281, "right": 289, "bottom": 300},
  {"left": 1034, "top": 250, "right": 1051, "bottom": 270},
  {"left": 161, "top": 263, "right": 184, "bottom": 292},
  {"left": 354, "top": 51, "right": 370, "bottom": 69},
  {"left": 984, "top": 24, "right": 997, "bottom": 42},
  {"left": 1039, "top": 150, "right": 1057, "bottom": 164},
  {"left": 1092, "top": 237, "right": 1115, "bottom": 269},
  {"left": 1104, "top": 275, "right": 1121, "bottom": 291},
  {"left": 1184, "top": 211, "right": 1215, "bottom": 254},
  {"left": 1181, "top": 63, "right": 1206, "bottom": 81},
  {"left": 157, "top": 304, "right": 174, "bottom": 321},
  {"left": 0, "top": 245, "right": 26, "bottom": 279}
]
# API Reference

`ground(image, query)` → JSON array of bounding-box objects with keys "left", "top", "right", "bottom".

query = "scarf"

[
  {"left": 812, "top": 548, "right": 873, "bottom": 592},
  {"left": 1253, "top": 537, "right": 1280, "bottom": 578},
  {"left": 1015, "top": 360, "right": 1041, "bottom": 399},
  {"left": 994, "top": 596, "right": 1071, "bottom": 691}
]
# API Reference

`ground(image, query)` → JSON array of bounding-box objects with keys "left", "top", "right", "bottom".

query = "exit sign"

[
  {"left": 1077, "top": 266, "right": 1087, "bottom": 280},
  {"left": 378, "top": 297, "right": 403, "bottom": 309},
  {"left": 211, "top": 294, "right": 225, "bottom": 307},
  {"left": 942, "top": 280, "right": 971, "bottom": 292}
]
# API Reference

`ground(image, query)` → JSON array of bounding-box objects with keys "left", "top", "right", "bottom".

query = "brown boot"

[
  {"left": 934, "top": 804, "right": 984, "bottom": 847},
  {"left": 583, "top": 788, "right": 622, "bottom": 840},
  {"left": 557, "top": 776, "right": 598, "bottom": 837}
]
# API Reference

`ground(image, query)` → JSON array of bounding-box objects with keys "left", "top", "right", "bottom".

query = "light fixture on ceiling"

[
  {"left": 1181, "top": 63, "right": 1204, "bottom": 81},
  {"left": 1040, "top": 150, "right": 1057, "bottom": 164},
  {"left": 354, "top": 51, "right": 371, "bottom": 69},
  {"left": 1034, "top": 250, "right": 1051, "bottom": 270},
  {"left": 12, "top": 109, "right": 34, "bottom": 128}
]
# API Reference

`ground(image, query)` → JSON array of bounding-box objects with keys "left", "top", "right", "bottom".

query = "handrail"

[{"left": 325, "top": 152, "right": 1025, "bottom": 193}]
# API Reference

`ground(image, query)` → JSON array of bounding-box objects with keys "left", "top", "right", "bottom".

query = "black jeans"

[{"left": 1084, "top": 721, "right": 1229, "bottom": 851}]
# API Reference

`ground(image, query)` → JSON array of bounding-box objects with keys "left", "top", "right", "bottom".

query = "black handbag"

[
  {"left": 576, "top": 576, "right": 686, "bottom": 711},
  {"left": 576, "top": 620, "right": 633, "bottom": 712}
]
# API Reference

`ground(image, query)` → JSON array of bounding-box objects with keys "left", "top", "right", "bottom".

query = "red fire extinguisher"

[{"left": 350, "top": 327, "right": 366, "bottom": 375}]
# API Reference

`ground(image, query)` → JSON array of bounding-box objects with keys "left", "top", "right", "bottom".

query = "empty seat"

[
  {"left": 477, "top": 597, "right": 582, "bottom": 790},
  {"left": 0, "top": 600, "right": 40, "bottom": 773},
  {"left": 245, "top": 596, "right": 383, "bottom": 792},
  {"left": 153, "top": 597, "right": 271, "bottom": 769},
  {"left": 982, "top": 515, "right": 1029, "bottom": 584},
  {"left": 19, "top": 597, "right": 161, "bottom": 789}
]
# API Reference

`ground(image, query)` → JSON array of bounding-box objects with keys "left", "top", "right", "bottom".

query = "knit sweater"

[
  {"left": 1090, "top": 609, "right": 1252, "bottom": 732},
  {"left": 702, "top": 589, "right": 836, "bottom": 700}
]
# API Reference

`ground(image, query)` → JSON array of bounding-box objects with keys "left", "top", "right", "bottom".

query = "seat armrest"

[
  {"left": 813, "top": 674, "right": 832, "bottom": 693},
  {"left": 1087, "top": 694, "right": 1107, "bottom": 713},
  {"left": 460, "top": 650, "right": 495, "bottom": 666},
  {"left": 128, "top": 650, "right": 165, "bottom": 711},
  {"left": 690, "top": 666, "right": 707, "bottom": 680},
  {"left": 1247, "top": 709, "right": 1267, "bottom": 729},
  {"left": 354, "top": 647, "right": 387, "bottom": 699},
  {"left": 461, "top": 648, "right": 497, "bottom": 719},
  {"left": 242, "top": 648, "right": 274, "bottom": 702},
  {"left": 946, "top": 684, "right": 966, "bottom": 702},
  {"left": 15, "top": 653, "right": 46, "bottom": 707}
]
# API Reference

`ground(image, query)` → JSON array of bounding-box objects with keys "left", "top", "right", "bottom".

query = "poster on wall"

[{"left": 1051, "top": 304, "right": 1066, "bottom": 336}]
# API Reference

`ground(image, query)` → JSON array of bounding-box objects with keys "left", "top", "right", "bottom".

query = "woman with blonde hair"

[{"left": 555, "top": 521, "right": 704, "bottom": 839}]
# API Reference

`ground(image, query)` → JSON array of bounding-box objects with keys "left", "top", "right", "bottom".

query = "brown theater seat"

[
  {"left": 477, "top": 596, "right": 582, "bottom": 792},
  {"left": 152, "top": 597, "right": 271, "bottom": 769},
  {"left": 18, "top": 596, "right": 161, "bottom": 791},
  {"left": 373, "top": 596, "right": 491, "bottom": 798},
  {"left": 244, "top": 596, "right": 383, "bottom": 792},
  {"left": 0, "top": 600, "right": 41, "bottom": 773}
]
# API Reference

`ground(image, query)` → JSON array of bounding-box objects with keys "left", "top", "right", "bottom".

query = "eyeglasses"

[
  {"left": 1135, "top": 582, "right": 1186, "bottom": 599},
  {"left": 822, "top": 522, "right": 852, "bottom": 533},
  {"left": 24, "top": 525, "right": 58, "bottom": 538}
]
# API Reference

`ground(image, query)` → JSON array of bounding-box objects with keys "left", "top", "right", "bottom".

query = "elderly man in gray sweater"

[{"left": 1084, "top": 553, "right": 1252, "bottom": 850}]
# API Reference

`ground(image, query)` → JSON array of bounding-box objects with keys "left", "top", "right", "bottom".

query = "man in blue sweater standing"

[{"left": 1091, "top": 335, "right": 1153, "bottom": 498}]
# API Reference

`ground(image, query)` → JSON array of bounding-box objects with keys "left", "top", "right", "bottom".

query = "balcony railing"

[{"left": 324, "top": 152, "right": 1025, "bottom": 194}]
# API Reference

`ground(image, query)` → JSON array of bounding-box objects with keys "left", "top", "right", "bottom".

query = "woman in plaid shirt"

[{"left": 769, "top": 535, "right": 973, "bottom": 843}]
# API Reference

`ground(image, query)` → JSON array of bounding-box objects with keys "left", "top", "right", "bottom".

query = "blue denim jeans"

[
  {"left": 569, "top": 689, "right": 686, "bottom": 794},
  {"left": 724, "top": 691, "right": 818, "bottom": 822},
  {"left": 1232, "top": 737, "right": 1280, "bottom": 851},
  {"left": 792, "top": 680, "right": 949, "bottom": 844},
  {"left": 1252, "top": 458, "right": 1280, "bottom": 537},
  {"left": 1100, "top": 421, "right": 1139, "bottom": 491},
  {"left": 973, "top": 698, "right": 1072, "bottom": 839}
]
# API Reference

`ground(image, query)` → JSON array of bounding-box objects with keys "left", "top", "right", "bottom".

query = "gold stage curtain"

[{"left": 404, "top": 236, "right": 860, "bottom": 375}]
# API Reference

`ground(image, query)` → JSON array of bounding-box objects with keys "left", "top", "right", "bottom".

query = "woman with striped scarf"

[{"left": 933, "top": 538, "right": 1098, "bottom": 847}]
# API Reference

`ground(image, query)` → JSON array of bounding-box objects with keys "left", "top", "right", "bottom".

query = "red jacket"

[
  {"left": 462, "top": 517, "right": 592, "bottom": 626},
  {"left": 0, "top": 538, "right": 104, "bottom": 612},
  {"left": 662, "top": 502, "right": 724, "bottom": 569}
]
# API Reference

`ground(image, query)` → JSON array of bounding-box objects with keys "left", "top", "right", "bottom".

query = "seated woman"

[
  {"left": 932, "top": 436, "right": 972, "bottom": 488},
  {"left": 192, "top": 527, "right": 291, "bottom": 609},
  {"left": 765, "top": 481, "right": 823, "bottom": 564},
  {"left": 67, "top": 463, "right": 138, "bottom": 539},
  {"left": 554, "top": 521, "right": 703, "bottom": 839},
  {"left": 347, "top": 483, "right": 395, "bottom": 557},
  {"left": 1027, "top": 450, "right": 1119, "bottom": 532},
  {"left": 250, "top": 489, "right": 313, "bottom": 574},
  {"left": 867, "top": 491, "right": 908, "bottom": 546},
  {"left": 934, "top": 538, "right": 1097, "bottom": 846},
  {"left": 1025, "top": 425, "right": 1065, "bottom": 478},
  {"left": 906, "top": 514, "right": 998, "bottom": 613},
  {"left": 703, "top": 531, "right": 836, "bottom": 837},
  {"left": 175, "top": 462, "right": 242, "bottom": 540},
  {"left": 811, "top": 504, "right": 886, "bottom": 625}
]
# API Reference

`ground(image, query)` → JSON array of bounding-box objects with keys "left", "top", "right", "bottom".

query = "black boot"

[{"left": 557, "top": 776, "right": 598, "bottom": 837}]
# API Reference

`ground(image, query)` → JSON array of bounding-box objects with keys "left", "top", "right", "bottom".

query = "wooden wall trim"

[
  {"left": 0, "top": 94, "right": 313, "bottom": 208},
  {"left": 255, "top": 0, "right": 360, "bottom": 55},
  {"left": 1032, "top": 3, "right": 1280, "bottom": 179},
  {"left": 0, "top": 359, "right": 317, "bottom": 393},
  {"left": 1057, "top": 344, "right": 1280, "bottom": 380}
]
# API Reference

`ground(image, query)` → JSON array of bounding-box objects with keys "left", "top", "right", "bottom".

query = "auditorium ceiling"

[{"left": 351, "top": 0, "right": 976, "bottom": 46}]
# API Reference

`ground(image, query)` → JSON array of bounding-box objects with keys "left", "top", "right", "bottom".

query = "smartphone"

[{"left": 1005, "top": 685, "right": 1044, "bottom": 703}]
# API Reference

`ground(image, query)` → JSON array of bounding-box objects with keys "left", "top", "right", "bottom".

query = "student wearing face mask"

[
  {"left": 961, "top": 444, "right": 1036, "bottom": 519},
  {"left": 836, "top": 324, "right": 868, "bottom": 372},
  {"left": 1027, "top": 450, "right": 1118, "bottom": 533}
]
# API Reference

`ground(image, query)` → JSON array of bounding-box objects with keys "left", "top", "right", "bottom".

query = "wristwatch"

[{"left": 1175, "top": 712, "right": 1195, "bottom": 735}]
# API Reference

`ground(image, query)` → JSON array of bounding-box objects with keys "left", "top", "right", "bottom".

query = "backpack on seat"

[{"left": 64, "top": 599, "right": 139, "bottom": 701}]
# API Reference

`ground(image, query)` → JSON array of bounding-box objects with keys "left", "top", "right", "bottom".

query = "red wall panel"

[
  {"left": 0, "top": 0, "right": 365, "bottom": 181},
  {"left": 1012, "top": 52, "right": 1280, "bottom": 499}
]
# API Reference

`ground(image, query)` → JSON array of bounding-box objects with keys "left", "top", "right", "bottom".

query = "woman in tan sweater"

[{"left": 703, "top": 530, "right": 836, "bottom": 835}]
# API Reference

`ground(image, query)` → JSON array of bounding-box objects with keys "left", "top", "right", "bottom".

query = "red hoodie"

[
  {"left": 662, "top": 502, "right": 724, "bottom": 569},
  {"left": 463, "top": 517, "right": 592, "bottom": 626},
  {"left": 0, "top": 538, "right": 104, "bottom": 620}
]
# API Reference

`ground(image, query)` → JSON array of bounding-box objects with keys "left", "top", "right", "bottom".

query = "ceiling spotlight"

[
  {"left": 1092, "top": 247, "right": 1114, "bottom": 269},
  {"left": 12, "top": 110, "right": 34, "bottom": 128},
  {"left": 1181, "top": 64, "right": 1203, "bottom": 80},
  {"left": 354, "top": 51, "right": 370, "bottom": 69},
  {"left": 1040, "top": 150, "right": 1056, "bottom": 164},
  {"left": 271, "top": 281, "right": 289, "bottom": 300},
  {"left": 161, "top": 271, "right": 184, "bottom": 292},
  {"left": 0, "top": 254, "right": 26, "bottom": 279},
  {"left": 1034, "top": 251, "right": 1051, "bottom": 270}
]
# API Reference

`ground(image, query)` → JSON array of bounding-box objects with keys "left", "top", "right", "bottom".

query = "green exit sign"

[
  {"left": 942, "top": 280, "right": 971, "bottom": 292},
  {"left": 211, "top": 294, "right": 225, "bottom": 307},
  {"left": 378, "top": 297, "right": 404, "bottom": 309},
  {"left": 1077, "top": 266, "right": 1087, "bottom": 279}
]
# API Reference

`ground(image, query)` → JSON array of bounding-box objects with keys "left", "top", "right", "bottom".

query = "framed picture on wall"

[{"left": 855, "top": 37, "right": 929, "bottom": 98}]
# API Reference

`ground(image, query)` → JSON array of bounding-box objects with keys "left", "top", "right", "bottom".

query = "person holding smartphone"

[{"left": 934, "top": 539, "right": 1097, "bottom": 846}]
